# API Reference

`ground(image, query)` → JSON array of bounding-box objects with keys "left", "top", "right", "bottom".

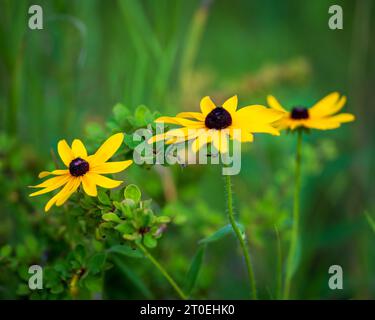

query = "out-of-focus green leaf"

[
  {"left": 107, "top": 245, "right": 144, "bottom": 258},
  {"left": 143, "top": 234, "right": 157, "bottom": 248},
  {"left": 112, "top": 256, "right": 154, "bottom": 299},
  {"left": 88, "top": 253, "right": 107, "bottom": 274},
  {"left": 98, "top": 191, "right": 111, "bottom": 206},
  {"left": 102, "top": 213, "right": 122, "bottom": 223},
  {"left": 365, "top": 211, "right": 375, "bottom": 234},
  {"left": 199, "top": 223, "right": 245, "bottom": 245},
  {"left": 0, "top": 244, "right": 12, "bottom": 257},
  {"left": 184, "top": 245, "right": 206, "bottom": 296}
]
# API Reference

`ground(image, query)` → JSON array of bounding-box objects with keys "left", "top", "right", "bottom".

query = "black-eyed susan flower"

[
  {"left": 30, "top": 133, "right": 132, "bottom": 212},
  {"left": 267, "top": 92, "right": 355, "bottom": 131},
  {"left": 148, "top": 95, "right": 282, "bottom": 153}
]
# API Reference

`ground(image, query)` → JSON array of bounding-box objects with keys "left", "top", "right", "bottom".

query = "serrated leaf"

[{"left": 184, "top": 245, "right": 205, "bottom": 296}]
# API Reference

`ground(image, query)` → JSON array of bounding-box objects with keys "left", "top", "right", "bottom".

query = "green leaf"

[
  {"left": 124, "top": 184, "right": 141, "bottom": 203},
  {"left": 88, "top": 253, "right": 107, "bottom": 274},
  {"left": 107, "top": 245, "right": 144, "bottom": 258},
  {"left": 134, "top": 105, "right": 151, "bottom": 126},
  {"left": 115, "top": 222, "right": 134, "bottom": 234},
  {"left": 98, "top": 190, "right": 111, "bottom": 206},
  {"left": 112, "top": 256, "right": 154, "bottom": 299},
  {"left": 199, "top": 223, "right": 245, "bottom": 245},
  {"left": 102, "top": 213, "right": 122, "bottom": 223},
  {"left": 113, "top": 103, "right": 130, "bottom": 123},
  {"left": 0, "top": 245, "right": 12, "bottom": 257},
  {"left": 143, "top": 234, "right": 157, "bottom": 248},
  {"left": 73, "top": 244, "right": 86, "bottom": 264},
  {"left": 184, "top": 245, "right": 206, "bottom": 296},
  {"left": 124, "top": 133, "right": 143, "bottom": 149},
  {"left": 365, "top": 211, "right": 375, "bottom": 234},
  {"left": 83, "top": 276, "right": 103, "bottom": 292},
  {"left": 156, "top": 216, "right": 171, "bottom": 224}
]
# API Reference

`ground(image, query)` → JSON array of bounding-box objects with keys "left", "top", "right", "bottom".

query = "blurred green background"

[{"left": 0, "top": 0, "right": 374, "bottom": 299}]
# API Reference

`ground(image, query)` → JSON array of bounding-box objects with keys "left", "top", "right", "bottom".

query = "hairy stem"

[
  {"left": 283, "top": 130, "right": 303, "bottom": 299},
  {"left": 225, "top": 174, "right": 257, "bottom": 299}
]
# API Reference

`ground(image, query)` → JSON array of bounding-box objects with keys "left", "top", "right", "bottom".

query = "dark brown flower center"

[
  {"left": 69, "top": 157, "right": 89, "bottom": 177},
  {"left": 205, "top": 107, "right": 232, "bottom": 129},
  {"left": 291, "top": 106, "right": 309, "bottom": 119}
]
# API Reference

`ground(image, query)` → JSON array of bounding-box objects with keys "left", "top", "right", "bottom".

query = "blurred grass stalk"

[
  {"left": 1, "top": 0, "right": 27, "bottom": 136},
  {"left": 179, "top": 0, "right": 212, "bottom": 96}
]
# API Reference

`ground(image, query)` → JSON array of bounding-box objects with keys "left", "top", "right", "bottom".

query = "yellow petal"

[
  {"left": 176, "top": 112, "right": 205, "bottom": 121},
  {"left": 216, "top": 132, "right": 229, "bottom": 153},
  {"left": 222, "top": 95, "right": 238, "bottom": 115},
  {"left": 246, "top": 123, "right": 280, "bottom": 136},
  {"left": 148, "top": 133, "right": 168, "bottom": 144},
  {"left": 272, "top": 117, "right": 292, "bottom": 130},
  {"left": 29, "top": 175, "right": 71, "bottom": 196},
  {"left": 38, "top": 170, "right": 69, "bottom": 178},
  {"left": 89, "top": 173, "right": 123, "bottom": 189},
  {"left": 233, "top": 105, "right": 283, "bottom": 128},
  {"left": 81, "top": 175, "right": 98, "bottom": 197},
  {"left": 309, "top": 92, "right": 340, "bottom": 117},
  {"left": 58, "top": 140, "right": 74, "bottom": 167},
  {"left": 304, "top": 119, "right": 341, "bottom": 130},
  {"left": 230, "top": 129, "right": 254, "bottom": 142},
  {"left": 148, "top": 128, "right": 198, "bottom": 144},
  {"left": 56, "top": 178, "right": 81, "bottom": 206},
  {"left": 200, "top": 96, "right": 216, "bottom": 115},
  {"left": 155, "top": 117, "right": 205, "bottom": 128},
  {"left": 91, "top": 160, "right": 133, "bottom": 174},
  {"left": 327, "top": 113, "right": 355, "bottom": 123},
  {"left": 92, "top": 133, "right": 124, "bottom": 164},
  {"left": 44, "top": 178, "right": 79, "bottom": 212},
  {"left": 212, "top": 134, "right": 222, "bottom": 153},
  {"left": 267, "top": 95, "right": 287, "bottom": 112},
  {"left": 191, "top": 133, "right": 212, "bottom": 153},
  {"left": 71, "top": 139, "right": 88, "bottom": 159}
]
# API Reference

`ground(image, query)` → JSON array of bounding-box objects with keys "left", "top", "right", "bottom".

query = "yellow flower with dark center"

[
  {"left": 29, "top": 133, "right": 132, "bottom": 212},
  {"left": 267, "top": 92, "right": 355, "bottom": 131},
  {"left": 148, "top": 95, "right": 282, "bottom": 153}
]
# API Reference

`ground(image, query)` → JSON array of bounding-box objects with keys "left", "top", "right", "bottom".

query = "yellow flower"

[
  {"left": 148, "top": 95, "right": 282, "bottom": 153},
  {"left": 267, "top": 92, "right": 355, "bottom": 131},
  {"left": 29, "top": 133, "right": 133, "bottom": 212}
]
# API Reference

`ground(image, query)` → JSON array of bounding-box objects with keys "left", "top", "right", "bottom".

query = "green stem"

[
  {"left": 225, "top": 174, "right": 257, "bottom": 299},
  {"left": 283, "top": 130, "right": 303, "bottom": 299},
  {"left": 137, "top": 242, "right": 187, "bottom": 300}
]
